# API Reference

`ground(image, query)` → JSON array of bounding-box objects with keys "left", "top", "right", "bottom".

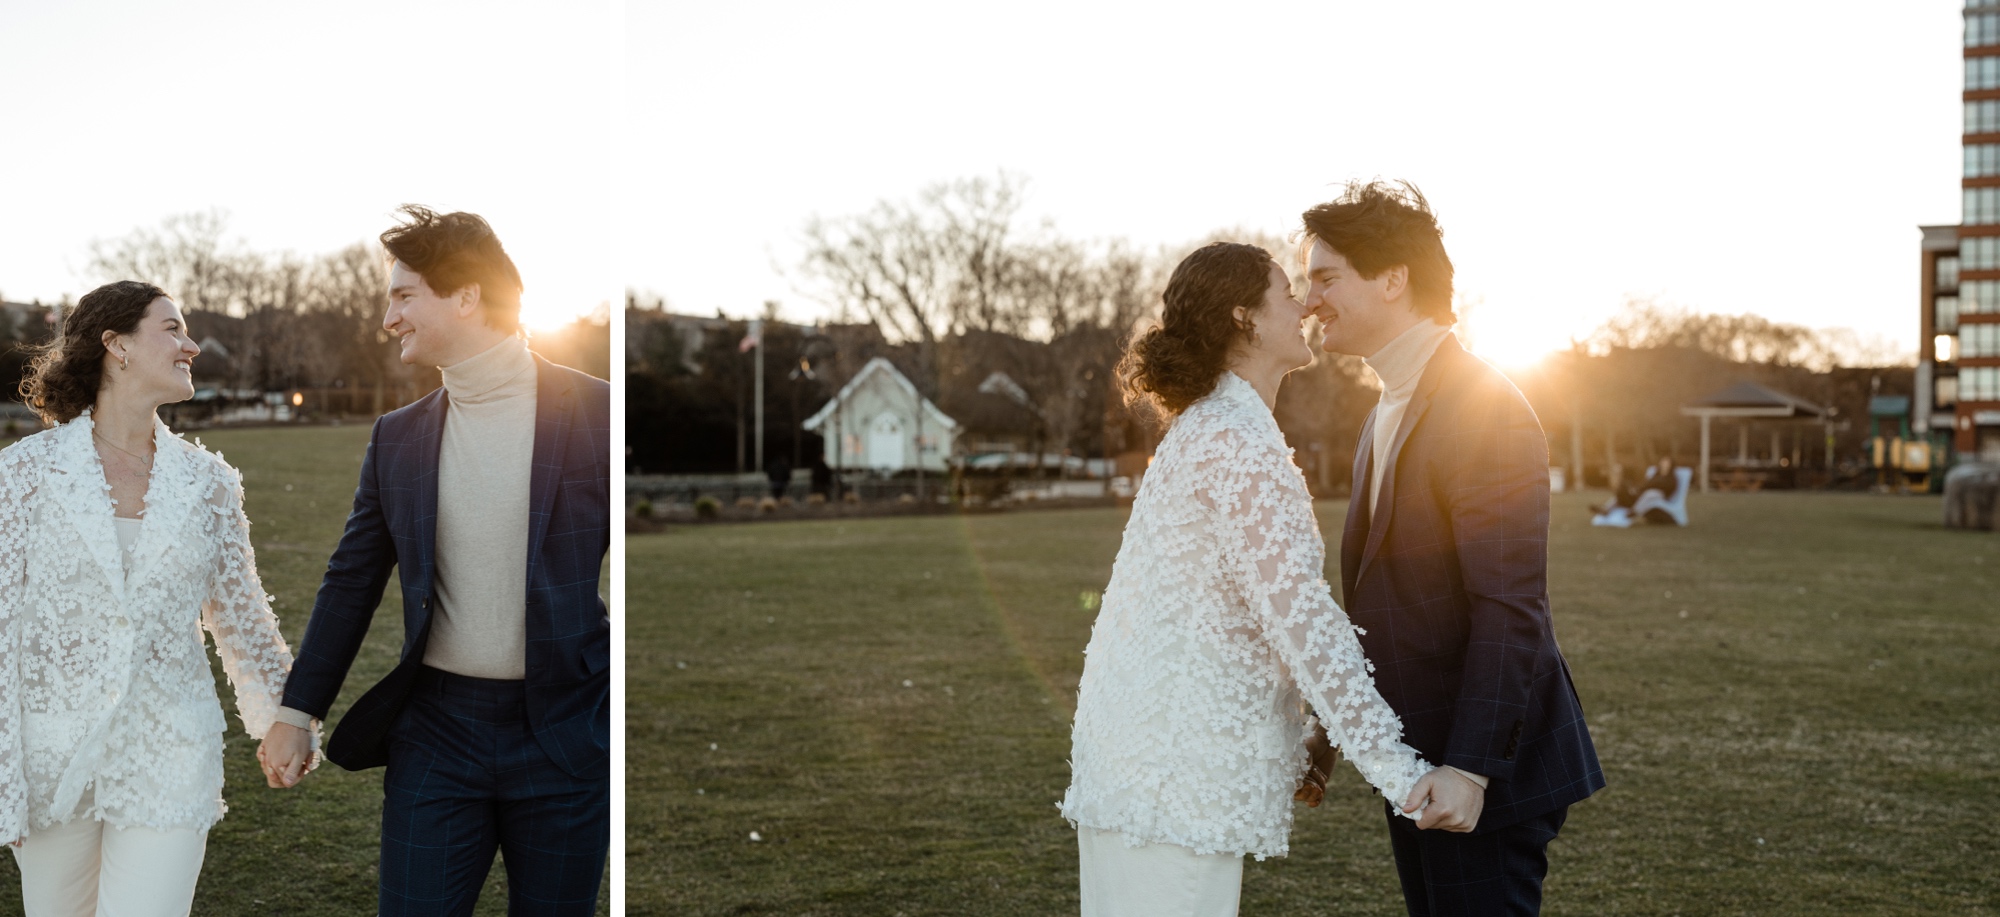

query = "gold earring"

[{"left": 119, "top": 353, "right": 128, "bottom": 371}]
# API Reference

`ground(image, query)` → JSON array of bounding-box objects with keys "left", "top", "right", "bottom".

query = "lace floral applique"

[
  {"left": 0, "top": 414, "right": 309, "bottom": 837},
  {"left": 1061, "top": 372, "right": 1429, "bottom": 858}
]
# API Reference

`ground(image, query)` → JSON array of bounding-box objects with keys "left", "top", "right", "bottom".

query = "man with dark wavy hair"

[
  {"left": 1301, "top": 182, "right": 1603, "bottom": 917},
  {"left": 258, "top": 205, "right": 610, "bottom": 914}
]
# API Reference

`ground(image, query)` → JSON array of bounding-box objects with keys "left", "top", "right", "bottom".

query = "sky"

[
  {"left": 629, "top": 0, "right": 1966, "bottom": 368},
  {"left": 1, "top": 0, "right": 617, "bottom": 332}
]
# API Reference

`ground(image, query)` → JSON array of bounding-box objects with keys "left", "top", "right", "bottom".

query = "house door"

[{"left": 867, "top": 412, "right": 904, "bottom": 470}]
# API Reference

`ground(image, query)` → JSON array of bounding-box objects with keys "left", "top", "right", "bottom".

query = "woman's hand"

[
  {"left": 258, "top": 722, "right": 314, "bottom": 789},
  {"left": 1402, "top": 766, "right": 1484, "bottom": 832},
  {"left": 1294, "top": 719, "right": 1339, "bottom": 808}
]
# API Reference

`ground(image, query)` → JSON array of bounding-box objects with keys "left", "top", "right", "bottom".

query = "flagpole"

[{"left": 752, "top": 318, "right": 764, "bottom": 476}]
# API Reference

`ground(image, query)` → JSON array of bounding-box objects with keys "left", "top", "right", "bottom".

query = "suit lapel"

[
  {"left": 413, "top": 389, "right": 449, "bottom": 607},
  {"left": 524, "top": 356, "right": 574, "bottom": 609},
  {"left": 1340, "top": 408, "right": 1376, "bottom": 601},
  {"left": 1353, "top": 335, "right": 1463, "bottom": 589},
  {"left": 57, "top": 417, "right": 129, "bottom": 604}
]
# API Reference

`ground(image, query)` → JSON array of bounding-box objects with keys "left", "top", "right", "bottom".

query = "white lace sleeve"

[
  {"left": 0, "top": 447, "right": 33, "bottom": 840},
  {"left": 200, "top": 465, "right": 310, "bottom": 752},
  {"left": 1195, "top": 427, "right": 1432, "bottom": 815}
]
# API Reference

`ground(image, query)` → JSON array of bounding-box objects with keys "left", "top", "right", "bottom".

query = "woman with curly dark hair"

[
  {"left": 0, "top": 281, "right": 308, "bottom": 916},
  {"left": 1061, "top": 243, "right": 1436, "bottom": 915}
]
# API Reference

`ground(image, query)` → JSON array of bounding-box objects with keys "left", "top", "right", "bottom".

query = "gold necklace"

[{"left": 92, "top": 429, "right": 154, "bottom": 467}]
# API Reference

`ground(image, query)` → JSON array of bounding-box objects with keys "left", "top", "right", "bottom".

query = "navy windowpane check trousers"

[
  {"left": 1383, "top": 801, "right": 1568, "bottom": 917},
  {"left": 379, "top": 667, "right": 609, "bottom": 916}
]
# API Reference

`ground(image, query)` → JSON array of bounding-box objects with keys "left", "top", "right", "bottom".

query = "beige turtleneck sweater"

[
  {"left": 274, "top": 336, "right": 537, "bottom": 731},
  {"left": 423, "top": 334, "right": 537, "bottom": 679},
  {"left": 1363, "top": 319, "right": 1454, "bottom": 516}
]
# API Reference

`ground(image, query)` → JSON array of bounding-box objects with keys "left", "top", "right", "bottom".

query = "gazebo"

[{"left": 1680, "top": 382, "right": 1830, "bottom": 493}]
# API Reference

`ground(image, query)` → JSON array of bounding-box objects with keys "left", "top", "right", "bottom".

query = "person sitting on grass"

[{"left": 1594, "top": 457, "right": 1681, "bottom": 527}]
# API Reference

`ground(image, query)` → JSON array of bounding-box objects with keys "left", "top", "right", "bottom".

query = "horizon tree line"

[
  {"left": 2, "top": 211, "right": 610, "bottom": 418},
  {"left": 629, "top": 174, "right": 1917, "bottom": 490}
]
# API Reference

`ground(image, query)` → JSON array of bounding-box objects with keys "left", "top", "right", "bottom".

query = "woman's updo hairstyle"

[
  {"left": 18, "top": 280, "right": 169, "bottom": 426},
  {"left": 1118, "top": 241, "right": 1273, "bottom": 417}
]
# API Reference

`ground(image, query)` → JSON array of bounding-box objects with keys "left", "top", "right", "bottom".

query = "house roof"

[
  {"left": 1869, "top": 395, "right": 1911, "bottom": 417},
  {"left": 801, "top": 357, "right": 959, "bottom": 432},
  {"left": 1681, "top": 381, "right": 1827, "bottom": 419}
]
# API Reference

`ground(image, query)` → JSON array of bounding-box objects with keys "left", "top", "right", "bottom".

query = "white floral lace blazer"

[
  {"left": 0, "top": 413, "right": 298, "bottom": 838},
  {"left": 1061, "top": 372, "right": 1430, "bottom": 858}
]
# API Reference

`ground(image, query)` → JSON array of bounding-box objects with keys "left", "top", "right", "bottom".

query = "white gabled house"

[{"left": 802, "top": 357, "right": 958, "bottom": 474}]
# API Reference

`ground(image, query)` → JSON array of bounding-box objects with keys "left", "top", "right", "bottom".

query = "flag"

[{"left": 739, "top": 319, "right": 762, "bottom": 353}]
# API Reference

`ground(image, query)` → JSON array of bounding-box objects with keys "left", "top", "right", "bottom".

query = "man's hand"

[
  {"left": 1294, "top": 721, "right": 1340, "bottom": 808},
  {"left": 1402, "top": 766, "right": 1485, "bottom": 832},
  {"left": 258, "top": 721, "right": 314, "bottom": 789}
]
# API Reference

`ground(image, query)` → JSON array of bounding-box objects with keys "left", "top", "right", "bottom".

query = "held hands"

[
  {"left": 1401, "top": 766, "right": 1485, "bottom": 832},
  {"left": 257, "top": 721, "right": 315, "bottom": 789},
  {"left": 1293, "top": 720, "right": 1340, "bottom": 808}
]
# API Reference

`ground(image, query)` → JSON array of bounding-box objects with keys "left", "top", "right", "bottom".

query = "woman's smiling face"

[
  {"left": 1237, "top": 261, "right": 1315, "bottom": 373},
  {"left": 105, "top": 296, "right": 200, "bottom": 406}
]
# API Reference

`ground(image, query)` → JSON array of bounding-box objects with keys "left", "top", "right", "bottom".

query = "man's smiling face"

[
  {"left": 1302, "top": 238, "right": 1420, "bottom": 357},
  {"left": 383, "top": 260, "right": 467, "bottom": 367}
]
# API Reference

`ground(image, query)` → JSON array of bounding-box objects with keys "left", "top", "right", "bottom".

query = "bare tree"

[
  {"left": 303, "top": 242, "right": 402, "bottom": 413},
  {"left": 1588, "top": 298, "right": 1841, "bottom": 369},
  {"left": 934, "top": 176, "right": 1025, "bottom": 335},
  {"left": 988, "top": 239, "right": 1163, "bottom": 474},
  {"left": 232, "top": 252, "right": 324, "bottom": 390},
  {"left": 84, "top": 210, "right": 249, "bottom": 314},
  {"left": 798, "top": 173, "right": 1028, "bottom": 378}
]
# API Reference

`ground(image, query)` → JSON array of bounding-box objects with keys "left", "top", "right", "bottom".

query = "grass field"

[
  {"left": 629, "top": 492, "right": 2000, "bottom": 916},
  {"left": 0, "top": 425, "right": 609, "bottom": 916}
]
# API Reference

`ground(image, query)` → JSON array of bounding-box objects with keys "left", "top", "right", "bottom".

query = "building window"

[
  {"left": 1939, "top": 374, "right": 1959, "bottom": 408},
  {"left": 1940, "top": 334, "right": 1959, "bottom": 362},
  {"left": 1969, "top": 144, "right": 2000, "bottom": 178},
  {"left": 1964, "top": 323, "right": 2000, "bottom": 358},
  {"left": 1971, "top": 11, "right": 2000, "bottom": 46},
  {"left": 1967, "top": 187, "right": 2000, "bottom": 224},
  {"left": 1963, "top": 236, "right": 2000, "bottom": 270},
  {"left": 1965, "top": 366, "right": 2000, "bottom": 401},
  {"left": 1968, "top": 56, "right": 2000, "bottom": 90},
  {"left": 1939, "top": 255, "right": 1962, "bottom": 292},
  {"left": 1940, "top": 295, "right": 1962, "bottom": 333},
  {"left": 1971, "top": 100, "right": 2000, "bottom": 134},
  {"left": 1962, "top": 280, "right": 1998, "bottom": 313}
]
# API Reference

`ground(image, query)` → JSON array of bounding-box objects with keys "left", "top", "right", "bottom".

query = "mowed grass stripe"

[
  {"left": 632, "top": 493, "right": 1998, "bottom": 916},
  {"left": 628, "top": 517, "right": 1082, "bottom": 914}
]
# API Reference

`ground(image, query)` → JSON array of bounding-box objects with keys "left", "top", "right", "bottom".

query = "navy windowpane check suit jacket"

[
  {"left": 280, "top": 354, "right": 612, "bottom": 779},
  {"left": 1342, "top": 335, "right": 1604, "bottom": 833}
]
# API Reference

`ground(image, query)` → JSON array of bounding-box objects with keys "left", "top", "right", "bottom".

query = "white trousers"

[
  {"left": 1077, "top": 826, "right": 1243, "bottom": 917},
  {"left": 10, "top": 818, "right": 207, "bottom": 917}
]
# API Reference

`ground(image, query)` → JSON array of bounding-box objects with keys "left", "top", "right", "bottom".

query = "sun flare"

[
  {"left": 518, "top": 295, "right": 609, "bottom": 333},
  {"left": 1463, "top": 319, "right": 1572, "bottom": 372}
]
